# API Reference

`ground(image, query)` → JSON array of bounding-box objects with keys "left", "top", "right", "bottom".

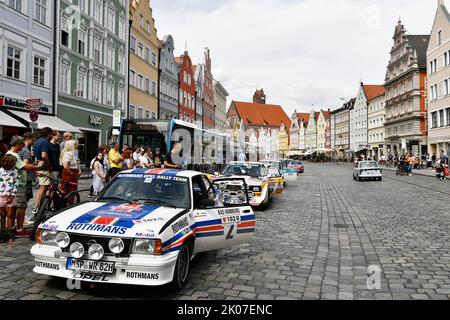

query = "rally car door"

[{"left": 192, "top": 175, "right": 255, "bottom": 254}]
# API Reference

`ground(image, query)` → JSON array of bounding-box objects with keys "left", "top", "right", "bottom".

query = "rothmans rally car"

[
  {"left": 219, "top": 162, "right": 275, "bottom": 209},
  {"left": 30, "top": 169, "right": 255, "bottom": 289}
]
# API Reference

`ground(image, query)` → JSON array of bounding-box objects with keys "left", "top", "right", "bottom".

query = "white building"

[
  {"left": 350, "top": 83, "right": 384, "bottom": 156},
  {"left": 213, "top": 80, "right": 228, "bottom": 131},
  {"left": 368, "top": 92, "right": 386, "bottom": 161},
  {"left": 0, "top": 0, "right": 62, "bottom": 141}
]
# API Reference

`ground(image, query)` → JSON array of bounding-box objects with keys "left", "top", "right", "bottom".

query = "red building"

[
  {"left": 176, "top": 52, "right": 196, "bottom": 123},
  {"left": 202, "top": 48, "right": 215, "bottom": 130}
]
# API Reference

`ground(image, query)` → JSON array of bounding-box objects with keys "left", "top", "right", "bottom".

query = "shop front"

[{"left": 58, "top": 104, "right": 113, "bottom": 164}]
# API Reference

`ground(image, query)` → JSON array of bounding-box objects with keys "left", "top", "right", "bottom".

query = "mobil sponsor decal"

[{"left": 67, "top": 203, "right": 160, "bottom": 234}]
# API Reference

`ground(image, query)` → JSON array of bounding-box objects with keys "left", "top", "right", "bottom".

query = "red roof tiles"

[
  {"left": 231, "top": 101, "right": 291, "bottom": 131},
  {"left": 363, "top": 85, "right": 385, "bottom": 101}
]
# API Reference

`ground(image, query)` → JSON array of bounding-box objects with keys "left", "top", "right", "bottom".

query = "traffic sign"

[
  {"left": 26, "top": 98, "right": 42, "bottom": 112},
  {"left": 30, "top": 122, "right": 38, "bottom": 130},
  {"left": 30, "top": 111, "right": 39, "bottom": 122}
]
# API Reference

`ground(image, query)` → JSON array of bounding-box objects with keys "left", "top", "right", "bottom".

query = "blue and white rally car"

[{"left": 30, "top": 169, "right": 255, "bottom": 289}]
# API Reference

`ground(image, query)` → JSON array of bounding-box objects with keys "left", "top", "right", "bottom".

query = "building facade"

[
  {"left": 325, "top": 112, "right": 332, "bottom": 151},
  {"left": 159, "top": 35, "right": 178, "bottom": 120},
  {"left": 0, "top": 0, "right": 60, "bottom": 143},
  {"left": 57, "top": 0, "right": 129, "bottom": 163},
  {"left": 427, "top": 0, "right": 450, "bottom": 156},
  {"left": 350, "top": 84, "right": 368, "bottom": 155},
  {"left": 368, "top": 93, "right": 386, "bottom": 161},
  {"left": 298, "top": 114, "right": 309, "bottom": 153},
  {"left": 305, "top": 111, "right": 318, "bottom": 152},
  {"left": 194, "top": 64, "right": 204, "bottom": 128},
  {"left": 289, "top": 112, "right": 301, "bottom": 153},
  {"left": 384, "top": 20, "right": 430, "bottom": 157},
  {"left": 333, "top": 98, "right": 353, "bottom": 159},
  {"left": 176, "top": 52, "right": 195, "bottom": 123},
  {"left": 129, "top": 0, "right": 159, "bottom": 120},
  {"left": 317, "top": 110, "right": 330, "bottom": 149},
  {"left": 213, "top": 80, "right": 229, "bottom": 131},
  {"left": 227, "top": 101, "right": 291, "bottom": 160},
  {"left": 202, "top": 48, "right": 215, "bottom": 130}
]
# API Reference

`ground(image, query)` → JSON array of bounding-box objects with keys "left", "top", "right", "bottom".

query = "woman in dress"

[
  {"left": 59, "top": 140, "right": 79, "bottom": 194},
  {"left": 92, "top": 152, "right": 106, "bottom": 195},
  {"left": 122, "top": 149, "right": 134, "bottom": 170}
]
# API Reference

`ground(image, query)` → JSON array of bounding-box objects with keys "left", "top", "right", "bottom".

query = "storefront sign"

[
  {"left": 113, "top": 110, "right": 122, "bottom": 127},
  {"left": 89, "top": 115, "right": 102, "bottom": 126},
  {"left": 0, "top": 96, "right": 51, "bottom": 113}
]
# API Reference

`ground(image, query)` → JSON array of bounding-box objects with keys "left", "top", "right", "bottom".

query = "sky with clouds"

[{"left": 152, "top": 0, "right": 437, "bottom": 116}]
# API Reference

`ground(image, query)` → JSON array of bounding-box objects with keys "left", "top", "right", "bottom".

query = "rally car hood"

[
  {"left": 220, "top": 175, "right": 265, "bottom": 185},
  {"left": 40, "top": 202, "right": 189, "bottom": 238}
]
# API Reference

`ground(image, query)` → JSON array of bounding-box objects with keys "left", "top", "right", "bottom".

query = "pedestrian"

[
  {"left": 432, "top": 153, "right": 437, "bottom": 167},
  {"left": 100, "top": 145, "right": 110, "bottom": 183},
  {"left": 49, "top": 131, "right": 62, "bottom": 180},
  {"left": 60, "top": 132, "right": 73, "bottom": 151},
  {"left": 7, "top": 136, "right": 44, "bottom": 239},
  {"left": 0, "top": 154, "right": 19, "bottom": 243},
  {"left": 74, "top": 141, "right": 81, "bottom": 179},
  {"left": 164, "top": 143, "right": 183, "bottom": 169},
  {"left": 154, "top": 148, "right": 163, "bottom": 168},
  {"left": 60, "top": 140, "right": 79, "bottom": 194},
  {"left": 108, "top": 142, "right": 123, "bottom": 178},
  {"left": 17, "top": 132, "right": 36, "bottom": 226},
  {"left": 122, "top": 149, "right": 134, "bottom": 170},
  {"left": 32, "top": 127, "right": 54, "bottom": 215},
  {"left": 440, "top": 150, "right": 449, "bottom": 166},
  {"left": 92, "top": 152, "right": 106, "bottom": 196},
  {"left": 139, "top": 148, "right": 154, "bottom": 168},
  {"left": 132, "top": 146, "right": 142, "bottom": 167}
]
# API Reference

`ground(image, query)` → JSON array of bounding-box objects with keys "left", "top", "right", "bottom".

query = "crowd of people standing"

[{"left": 0, "top": 127, "right": 81, "bottom": 243}]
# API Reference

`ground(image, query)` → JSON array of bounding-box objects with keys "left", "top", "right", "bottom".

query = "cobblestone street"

[{"left": 1, "top": 163, "right": 450, "bottom": 300}]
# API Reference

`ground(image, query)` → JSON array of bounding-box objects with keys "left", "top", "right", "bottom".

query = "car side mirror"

[{"left": 198, "top": 198, "right": 215, "bottom": 209}]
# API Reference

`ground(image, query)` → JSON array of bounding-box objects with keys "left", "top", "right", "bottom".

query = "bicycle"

[
  {"left": 396, "top": 162, "right": 410, "bottom": 176},
  {"left": 29, "top": 173, "right": 81, "bottom": 241}
]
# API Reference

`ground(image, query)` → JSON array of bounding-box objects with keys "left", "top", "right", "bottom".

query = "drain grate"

[{"left": 334, "top": 224, "right": 352, "bottom": 229}]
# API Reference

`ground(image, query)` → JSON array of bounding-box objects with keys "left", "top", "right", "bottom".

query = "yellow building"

[
  {"left": 129, "top": 0, "right": 159, "bottom": 119},
  {"left": 278, "top": 122, "right": 289, "bottom": 158}
]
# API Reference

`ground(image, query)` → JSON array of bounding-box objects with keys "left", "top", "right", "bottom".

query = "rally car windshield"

[
  {"left": 99, "top": 174, "right": 191, "bottom": 209},
  {"left": 223, "top": 164, "right": 266, "bottom": 177},
  {"left": 359, "top": 162, "right": 379, "bottom": 169}
]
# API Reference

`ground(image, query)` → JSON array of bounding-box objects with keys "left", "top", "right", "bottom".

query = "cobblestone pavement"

[{"left": 1, "top": 163, "right": 450, "bottom": 300}]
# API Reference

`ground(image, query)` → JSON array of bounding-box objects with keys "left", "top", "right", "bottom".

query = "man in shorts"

[
  {"left": 18, "top": 132, "right": 36, "bottom": 225},
  {"left": 32, "top": 127, "right": 54, "bottom": 215}
]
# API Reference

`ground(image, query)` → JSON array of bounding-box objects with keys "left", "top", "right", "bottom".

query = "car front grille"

[{"left": 63, "top": 234, "right": 133, "bottom": 257}]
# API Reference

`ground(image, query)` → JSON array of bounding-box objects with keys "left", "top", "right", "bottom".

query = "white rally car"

[
  {"left": 30, "top": 169, "right": 255, "bottom": 289},
  {"left": 219, "top": 162, "right": 273, "bottom": 210}
]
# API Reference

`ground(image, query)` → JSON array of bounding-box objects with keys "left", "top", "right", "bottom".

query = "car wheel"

[
  {"left": 379, "top": 177, "right": 382, "bottom": 181},
  {"left": 357, "top": 176, "right": 361, "bottom": 182},
  {"left": 172, "top": 243, "right": 191, "bottom": 290}
]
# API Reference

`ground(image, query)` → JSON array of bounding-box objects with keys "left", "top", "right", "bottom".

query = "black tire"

[
  {"left": 379, "top": 177, "right": 383, "bottom": 181},
  {"left": 357, "top": 176, "right": 361, "bottom": 182},
  {"left": 172, "top": 243, "right": 191, "bottom": 290},
  {"left": 353, "top": 175, "right": 356, "bottom": 181},
  {"left": 30, "top": 197, "right": 51, "bottom": 241}
]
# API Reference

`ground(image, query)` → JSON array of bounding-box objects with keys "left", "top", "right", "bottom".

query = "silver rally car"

[
  {"left": 353, "top": 161, "right": 383, "bottom": 181},
  {"left": 30, "top": 169, "right": 255, "bottom": 289}
]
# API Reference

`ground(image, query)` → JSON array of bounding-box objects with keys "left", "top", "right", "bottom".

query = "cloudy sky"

[{"left": 152, "top": 0, "right": 436, "bottom": 116}]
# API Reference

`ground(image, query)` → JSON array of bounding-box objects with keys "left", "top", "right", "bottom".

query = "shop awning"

[
  {"left": 0, "top": 110, "right": 27, "bottom": 128},
  {"left": 8, "top": 110, "right": 81, "bottom": 133}
]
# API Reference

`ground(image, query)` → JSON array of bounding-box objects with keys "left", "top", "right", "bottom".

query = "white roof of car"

[{"left": 119, "top": 168, "right": 201, "bottom": 178}]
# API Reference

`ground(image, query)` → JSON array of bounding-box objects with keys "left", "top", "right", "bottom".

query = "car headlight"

[
  {"left": 223, "top": 189, "right": 231, "bottom": 198},
  {"left": 70, "top": 242, "right": 85, "bottom": 259},
  {"left": 251, "top": 186, "right": 262, "bottom": 192},
  {"left": 108, "top": 238, "right": 125, "bottom": 254},
  {"left": 132, "top": 239, "right": 162, "bottom": 255},
  {"left": 237, "top": 190, "right": 246, "bottom": 200},
  {"left": 36, "top": 230, "right": 58, "bottom": 246},
  {"left": 248, "top": 191, "right": 255, "bottom": 199},
  {"left": 56, "top": 232, "right": 70, "bottom": 249},
  {"left": 88, "top": 243, "right": 104, "bottom": 261}
]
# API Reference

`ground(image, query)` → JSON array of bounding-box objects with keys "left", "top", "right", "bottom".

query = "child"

[{"left": 0, "top": 154, "right": 19, "bottom": 243}]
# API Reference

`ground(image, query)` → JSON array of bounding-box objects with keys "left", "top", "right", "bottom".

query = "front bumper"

[{"left": 31, "top": 244, "right": 179, "bottom": 286}]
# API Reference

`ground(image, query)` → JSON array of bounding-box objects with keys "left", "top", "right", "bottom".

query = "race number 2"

[{"left": 225, "top": 224, "right": 237, "bottom": 240}]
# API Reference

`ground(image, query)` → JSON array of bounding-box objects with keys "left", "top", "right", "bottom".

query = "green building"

[{"left": 57, "top": 0, "right": 129, "bottom": 163}]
